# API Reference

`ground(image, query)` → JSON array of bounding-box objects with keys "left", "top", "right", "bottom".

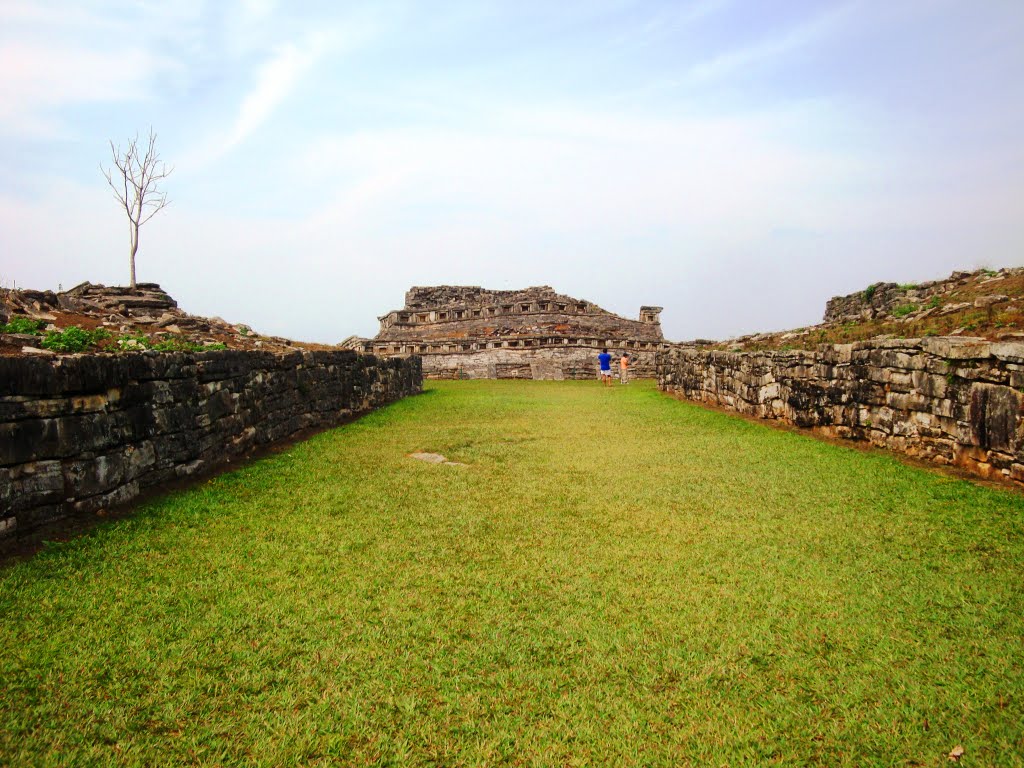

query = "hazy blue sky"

[{"left": 2, "top": 1, "right": 1022, "bottom": 342}]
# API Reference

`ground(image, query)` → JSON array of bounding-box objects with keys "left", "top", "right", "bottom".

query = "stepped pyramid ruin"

[{"left": 343, "top": 285, "right": 665, "bottom": 379}]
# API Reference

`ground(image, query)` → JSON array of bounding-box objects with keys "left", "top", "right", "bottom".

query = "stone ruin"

[
  {"left": 0, "top": 282, "right": 322, "bottom": 355},
  {"left": 823, "top": 268, "right": 1021, "bottom": 324},
  {"left": 343, "top": 285, "right": 666, "bottom": 379}
]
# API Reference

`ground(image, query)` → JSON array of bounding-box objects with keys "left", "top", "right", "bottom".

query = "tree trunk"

[{"left": 129, "top": 229, "right": 139, "bottom": 289}]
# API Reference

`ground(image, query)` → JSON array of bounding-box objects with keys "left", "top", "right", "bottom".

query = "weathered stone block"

[
  {"left": 0, "top": 396, "right": 66, "bottom": 421},
  {"left": 991, "top": 342, "right": 1024, "bottom": 364},
  {"left": 886, "top": 391, "right": 932, "bottom": 412},
  {"left": 62, "top": 451, "right": 126, "bottom": 498},
  {"left": 0, "top": 357, "right": 63, "bottom": 396},
  {"left": 922, "top": 337, "right": 991, "bottom": 360},
  {"left": 873, "top": 338, "right": 922, "bottom": 350},
  {"left": 0, "top": 418, "right": 60, "bottom": 465},
  {"left": 968, "top": 383, "right": 1022, "bottom": 452},
  {"left": 911, "top": 370, "right": 948, "bottom": 399},
  {"left": 72, "top": 481, "right": 140, "bottom": 515},
  {"left": 5, "top": 460, "right": 64, "bottom": 511},
  {"left": 872, "top": 350, "right": 928, "bottom": 371}
]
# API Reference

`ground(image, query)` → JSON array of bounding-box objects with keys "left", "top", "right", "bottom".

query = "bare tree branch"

[{"left": 101, "top": 128, "right": 173, "bottom": 289}]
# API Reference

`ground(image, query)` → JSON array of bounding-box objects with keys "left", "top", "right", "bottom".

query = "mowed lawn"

[{"left": 2, "top": 380, "right": 1024, "bottom": 767}]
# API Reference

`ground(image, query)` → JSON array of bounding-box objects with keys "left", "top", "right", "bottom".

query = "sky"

[{"left": 2, "top": 1, "right": 1023, "bottom": 343}]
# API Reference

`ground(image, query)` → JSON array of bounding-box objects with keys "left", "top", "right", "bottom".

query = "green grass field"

[{"left": 2, "top": 380, "right": 1023, "bottom": 766}]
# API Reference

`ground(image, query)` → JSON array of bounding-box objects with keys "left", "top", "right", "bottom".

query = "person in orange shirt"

[{"left": 619, "top": 352, "right": 629, "bottom": 384}]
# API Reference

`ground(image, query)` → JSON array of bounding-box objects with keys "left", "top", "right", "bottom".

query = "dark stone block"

[
  {"left": 120, "top": 405, "right": 158, "bottom": 441},
  {"left": 63, "top": 451, "right": 126, "bottom": 498},
  {"left": 0, "top": 418, "right": 60, "bottom": 465},
  {"left": 0, "top": 357, "right": 63, "bottom": 396},
  {"left": 276, "top": 351, "right": 304, "bottom": 370},
  {"left": 53, "top": 413, "right": 115, "bottom": 456},
  {"left": 206, "top": 389, "right": 236, "bottom": 421},
  {"left": 0, "top": 398, "right": 35, "bottom": 422},
  {"left": 59, "top": 356, "right": 133, "bottom": 395},
  {"left": 195, "top": 350, "right": 255, "bottom": 382},
  {"left": 152, "top": 404, "right": 198, "bottom": 434},
  {"left": 5, "top": 461, "right": 64, "bottom": 512},
  {"left": 154, "top": 431, "right": 202, "bottom": 466},
  {"left": 125, "top": 352, "right": 197, "bottom": 381},
  {"left": 969, "top": 383, "right": 1022, "bottom": 452}
]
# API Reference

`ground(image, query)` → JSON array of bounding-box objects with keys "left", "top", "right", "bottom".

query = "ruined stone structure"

[
  {"left": 1, "top": 282, "right": 326, "bottom": 355},
  {"left": 350, "top": 286, "right": 666, "bottom": 379},
  {"left": 1, "top": 350, "right": 421, "bottom": 544},
  {"left": 823, "top": 268, "right": 1022, "bottom": 324},
  {"left": 657, "top": 337, "right": 1024, "bottom": 487}
]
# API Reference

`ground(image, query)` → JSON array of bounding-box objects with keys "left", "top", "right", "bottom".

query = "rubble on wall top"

[
  {"left": 404, "top": 285, "right": 567, "bottom": 309},
  {"left": 0, "top": 282, "right": 334, "bottom": 357}
]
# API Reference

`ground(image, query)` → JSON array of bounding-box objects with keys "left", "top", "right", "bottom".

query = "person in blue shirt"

[{"left": 598, "top": 348, "right": 613, "bottom": 386}]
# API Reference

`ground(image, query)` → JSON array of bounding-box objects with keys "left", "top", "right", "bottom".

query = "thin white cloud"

[
  {"left": 623, "top": 0, "right": 733, "bottom": 46},
  {"left": 179, "top": 28, "right": 342, "bottom": 171},
  {"left": 225, "top": 39, "right": 320, "bottom": 152},
  {"left": 686, "top": 4, "right": 853, "bottom": 83}
]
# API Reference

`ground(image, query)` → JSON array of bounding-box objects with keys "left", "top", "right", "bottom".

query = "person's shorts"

[{"left": 599, "top": 368, "right": 612, "bottom": 376}]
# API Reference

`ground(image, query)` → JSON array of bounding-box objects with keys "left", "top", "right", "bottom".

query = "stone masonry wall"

[
  {"left": 422, "top": 346, "right": 658, "bottom": 380},
  {"left": 657, "top": 337, "right": 1024, "bottom": 485},
  {"left": 1, "top": 350, "right": 422, "bottom": 543}
]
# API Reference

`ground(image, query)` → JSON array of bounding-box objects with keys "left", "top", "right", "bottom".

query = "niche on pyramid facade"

[{"left": 342, "top": 285, "right": 666, "bottom": 380}]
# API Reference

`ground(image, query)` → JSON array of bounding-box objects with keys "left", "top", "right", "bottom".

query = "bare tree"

[{"left": 102, "top": 128, "right": 173, "bottom": 289}]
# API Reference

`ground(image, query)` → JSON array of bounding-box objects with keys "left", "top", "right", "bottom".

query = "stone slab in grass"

[{"left": 409, "top": 451, "right": 466, "bottom": 466}]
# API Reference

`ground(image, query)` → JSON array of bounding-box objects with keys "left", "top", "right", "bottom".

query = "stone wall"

[
  {"left": 657, "top": 337, "right": 1024, "bottom": 485},
  {"left": 422, "top": 345, "right": 658, "bottom": 380},
  {"left": 1, "top": 350, "right": 422, "bottom": 543}
]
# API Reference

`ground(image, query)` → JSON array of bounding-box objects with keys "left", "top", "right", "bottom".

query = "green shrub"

[
  {"left": 39, "top": 326, "right": 110, "bottom": 353},
  {"left": 898, "top": 283, "right": 918, "bottom": 290},
  {"left": 892, "top": 304, "right": 919, "bottom": 318},
  {"left": 0, "top": 316, "right": 45, "bottom": 334},
  {"left": 862, "top": 284, "right": 878, "bottom": 302},
  {"left": 149, "top": 335, "right": 226, "bottom": 352},
  {"left": 110, "top": 332, "right": 227, "bottom": 353},
  {"left": 117, "top": 333, "right": 152, "bottom": 351}
]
